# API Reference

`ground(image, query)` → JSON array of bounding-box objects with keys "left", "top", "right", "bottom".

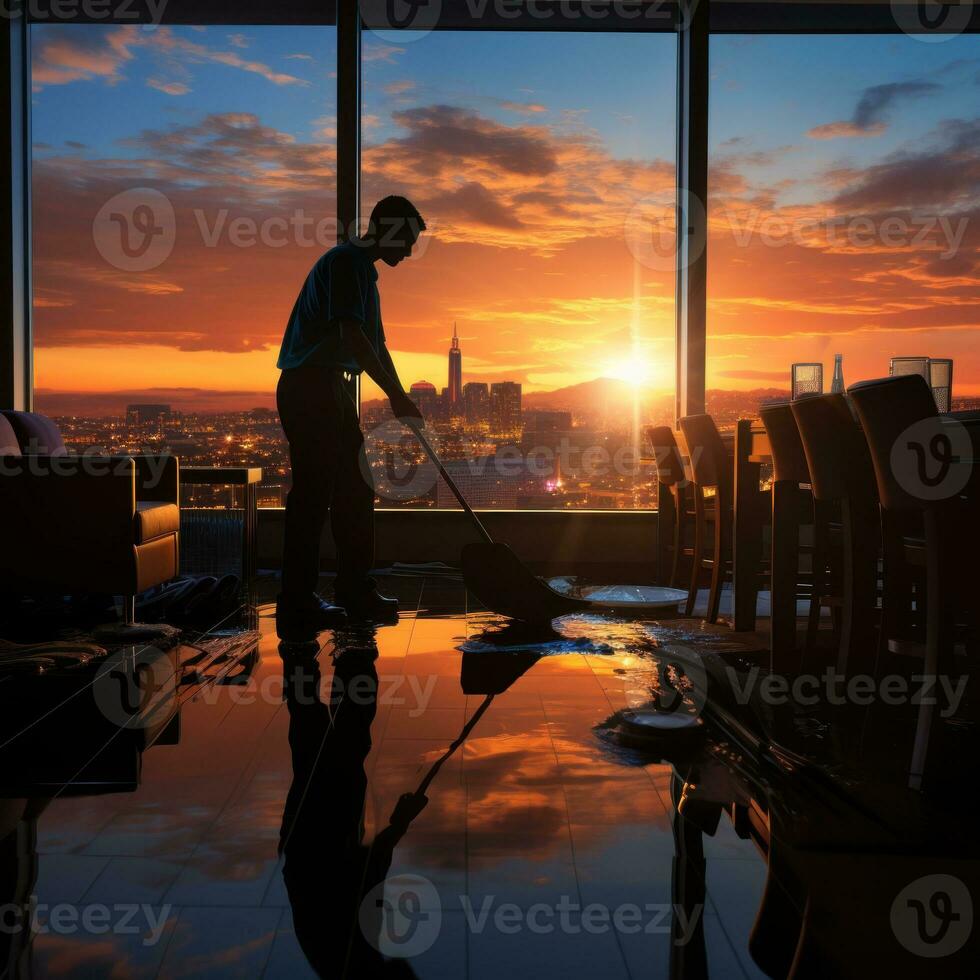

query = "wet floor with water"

[{"left": 3, "top": 574, "right": 976, "bottom": 978}]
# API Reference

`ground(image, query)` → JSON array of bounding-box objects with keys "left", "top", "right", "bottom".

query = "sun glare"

[{"left": 605, "top": 358, "right": 666, "bottom": 390}]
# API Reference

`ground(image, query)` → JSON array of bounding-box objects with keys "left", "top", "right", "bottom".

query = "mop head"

[{"left": 461, "top": 542, "right": 590, "bottom": 622}]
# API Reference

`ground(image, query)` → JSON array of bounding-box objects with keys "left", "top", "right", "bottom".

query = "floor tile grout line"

[
  {"left": 150, "top": 902, "right": 183, "bottom": 980},
  {"left": 40, "top": 801, "right": 125, "bottom": 859},
  {"left": 72, "top": 853, "right": 114, "bottom": 906},
  {"left": 539, "top": 691, "right": 584, "bottom": 911},
  {"left": 158, "top": 698, "right": 286, "bottom": 893},
  {"left": 257, "top": 854, "right": 286, "bottom": 910},
  {"left": 257, "top": 906, "right": 288, "bottom": 980}
]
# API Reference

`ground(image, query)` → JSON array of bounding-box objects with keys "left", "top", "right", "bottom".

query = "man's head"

[{"left": 366, "top": 196, "right": 426, "bottom": 266}]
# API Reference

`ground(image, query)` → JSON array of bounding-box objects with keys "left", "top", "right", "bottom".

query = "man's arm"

[
  {"left": 341, "top": 319, "right": 422, "bottom": 422},
  {"left": 378, "top": 343, "right": 404, "bottom": 394}
]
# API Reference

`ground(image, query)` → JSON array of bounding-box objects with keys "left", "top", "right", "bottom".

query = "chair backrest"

[
  {"left": 791, "top": 363, "right": 823, "bottom": 401},
  {"left": 928, "top": 358, "right": 953, "bottom": 414},
  {"left": 678, "top": 414, "right": 729, "bottom": 490},
  {"left": 847, "top": 374, "right": 942, "bottom": 513},
  {"left": 889, "top": 356, "right": 929, "bottom": 382},
  {"left": 759, "top": 403, "right": 809, "bottom": 485},
  {"left": 0, "top": 414, "right": 22, "bottom": 456},
  {"left": 645, "top": 426, "right": 686, "bottom": 487},
  {"left": 0, "top": 411, "right": 67, "bottom": 455},
  {"left": 791, "top": 394, "right": 875, "bottom": 504}
]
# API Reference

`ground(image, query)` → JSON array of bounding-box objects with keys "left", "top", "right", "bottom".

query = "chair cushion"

[
  {"left": 0, "top": 414, "right": 21, "bottom": 456},
  {"left": 135, "top": 502, "right": 180, "bottom": 544},
  {"left": 0, "top": 411, "right": 67, "bottom": 455}
]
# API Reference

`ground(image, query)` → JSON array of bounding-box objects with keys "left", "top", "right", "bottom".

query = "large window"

[
  {"left": 23, "top": 20, "right": 980, "bottom": 512},
  {"left": 30, "top": 23, "right": 676, "bottom": 513},
  {"left": 31, "top": 23, "right": 337, "bottom": 508},
  {"left": 707, "top": 34, "right": 980, "bottom": 424},
  {"left": 360, "top": 29, "right": 676, "bottom": 509}
]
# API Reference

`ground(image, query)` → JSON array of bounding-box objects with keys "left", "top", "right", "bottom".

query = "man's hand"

[{"left": 389, "top": 391, "right": 423, "bottom": 424}]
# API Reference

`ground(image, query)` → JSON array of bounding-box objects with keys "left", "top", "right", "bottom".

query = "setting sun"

[{"left": 604, "top": 357, "right": 670, "bottom": 391}]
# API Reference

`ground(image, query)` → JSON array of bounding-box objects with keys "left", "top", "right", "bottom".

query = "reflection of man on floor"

[
  {"left": 279, "top": 644, "right": 421, "bottom": 978},
  {"left": 275, "top": 197, "right": 426, "bottom": 641}
]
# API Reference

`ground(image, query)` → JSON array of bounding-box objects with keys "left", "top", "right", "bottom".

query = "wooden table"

[{"left": 180, "top": 466, "right": 263, "bottom": 581}]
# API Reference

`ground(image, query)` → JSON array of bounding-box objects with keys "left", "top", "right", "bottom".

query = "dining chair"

[
  {"left": 848, "top": 374, "right": 971, "bottom": 789},
  {"left": 759, "top": 403, "right": 840, "bottom": 671},
  {"left": 791, "top": 394, "right": 880, "bottom": 677},
  {"left": 791, "top": 363, "right": 823, "bottom": 401},
  {"left": 678, "top": 414, "right": 732, "bottom": 623},
  {"left": 928, "top": 358, "right": 953, "bottom": 414},
  {"left": 646, "top": 426, "right": 693, "bottom": 590}
]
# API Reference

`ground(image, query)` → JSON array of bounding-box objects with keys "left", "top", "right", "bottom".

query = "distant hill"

[
  {"left": 524, "top": 378, "right": 792, "bottom": 422},
  {"left": 706, "top": 387, "right": 791, "bottom": 413},
  {"left": 524, "top": 377, "right": 671, "bottom": 418}
]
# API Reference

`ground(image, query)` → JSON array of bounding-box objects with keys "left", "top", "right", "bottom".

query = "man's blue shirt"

[{"left": 277, "top": 241, "right": 384, "bottom": 372}]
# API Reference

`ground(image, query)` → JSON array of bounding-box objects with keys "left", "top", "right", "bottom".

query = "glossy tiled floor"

[{"left": 11, "top": 576, "right": 776, "bottom": 979}]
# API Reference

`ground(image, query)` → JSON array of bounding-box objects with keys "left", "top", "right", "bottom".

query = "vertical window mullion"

[
  {"left": 337, "top": 0, "right": 361, "bottom": 408},
  {"left": 675, "top": 0, "right": 708, "bottom": 425},
  {"left": 1, "top": 15, "right": 32, "bottom": 412}
]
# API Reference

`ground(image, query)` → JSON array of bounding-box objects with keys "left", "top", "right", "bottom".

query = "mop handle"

[
  {"left": 415, "top": 694, "right": 494, "bottom": 797},
  {"left": 405, "top": 418, "right": 495, "bottom": 546}
]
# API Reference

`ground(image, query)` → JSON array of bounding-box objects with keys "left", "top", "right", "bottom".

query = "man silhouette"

[{"left": 275, "top": 196, "right": 425, "bottom": 641}]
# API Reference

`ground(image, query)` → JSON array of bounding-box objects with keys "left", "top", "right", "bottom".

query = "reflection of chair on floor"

[
  {"left": 668, "top": 773, "right": 709, "bottom": 980},
  {"left": 0, "top": 411, "right": 180, "bottom": 623},
  {"left": 0, "top": 798, "right": 47, "bottom": 977},
  {"left": 678, "top": 414, "right": 733, "bottom": 623},
  {"left": 647, "top": 426, "right": 694, "bottom": 591},
  {"left": 759, "top": 844, "right": 976, "bottom": 977}
]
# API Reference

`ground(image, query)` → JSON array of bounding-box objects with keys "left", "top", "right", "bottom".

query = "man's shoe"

[
  {"left": 276, "top": 594, "right": 348, "bottom": 642},
  {"left": 335, "top": 589, "right": 399, "bottom": 624}
]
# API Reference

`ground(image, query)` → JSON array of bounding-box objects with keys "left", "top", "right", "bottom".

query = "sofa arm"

[
  {"left": 0, "top": 455, "right": 139, "bottom": 589},
  {"left": 130, "top": 454, "right": 179, "bottom": 504}
]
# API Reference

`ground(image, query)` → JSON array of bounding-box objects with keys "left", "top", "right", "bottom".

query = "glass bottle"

[{"left": 831, "top": 353, "right": 844, "bottom": 393}]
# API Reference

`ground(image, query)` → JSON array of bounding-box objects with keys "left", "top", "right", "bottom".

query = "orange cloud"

[{"left": 808, "top": 120, "right": 887, "bottom": 139}]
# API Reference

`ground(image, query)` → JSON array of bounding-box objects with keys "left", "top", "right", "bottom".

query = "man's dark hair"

[{"left": 367, "top": 195, "right": 426, "bottom": 245}]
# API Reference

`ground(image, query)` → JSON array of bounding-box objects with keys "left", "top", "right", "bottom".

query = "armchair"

[{"left": 0, "top": 411, "right": 180, "bottom": 623}]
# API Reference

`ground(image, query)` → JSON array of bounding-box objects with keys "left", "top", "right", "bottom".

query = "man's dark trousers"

[{"left": 277, "top": 364, "right": 375, "bottom": 603}]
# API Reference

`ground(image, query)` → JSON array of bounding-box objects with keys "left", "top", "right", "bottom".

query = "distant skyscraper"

[
  {"left": 127, "top": 403, "right": 172, "bottom": 428},
  {"left": 409, "top": 381, "right": 439, "bottom": 420},
  {"left": 490, "top": 382, "right": 522, "bottom": 434},
  {"left": 448, "top": 322, "right": 462, "bottom": 415},
  {"left": 463, "top": 382, "right": 490, "bottom": 424}
]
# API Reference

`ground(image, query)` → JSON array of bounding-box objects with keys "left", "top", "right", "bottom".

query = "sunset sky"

[{"left": 29, "top": 25, "right": 980, "bottom": 415}]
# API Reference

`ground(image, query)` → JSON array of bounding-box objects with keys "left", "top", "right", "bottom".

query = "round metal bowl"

[{"left": 547, "top": 580, "right": 688, "bottom": 614}]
